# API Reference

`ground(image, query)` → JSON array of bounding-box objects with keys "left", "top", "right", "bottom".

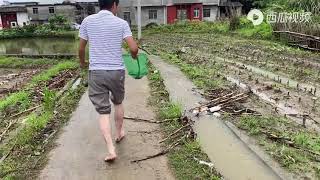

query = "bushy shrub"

[
  {"left": 236, "top": 20, "right": 273, "bottom": 39},
  {"left": 145, "top": 22, "right": 159, "bottom": 29},
  {"left": 229, "top": 16, "right": 241, "bottom": 31},
  {"left": 148, "top": 20, "right": 229, "bottom": 34},
  {"left": 0, "top": 15, "right": 73, "bottom": 39}
]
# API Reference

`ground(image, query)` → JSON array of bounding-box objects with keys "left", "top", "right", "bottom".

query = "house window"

[
  {"left": 194, "top": 8, "right": 200, "bottom": 18},
  {"left": 149, "top": 10, "right": 157, "bottom": 20},
  {"left": 123, "top": 12, "right": 131, "bottom": 24},
  {"left": 203, "top": 8, "right": 210, "bottom": 17},
  {"left": 33, "top": 8, "right": 38, "bottom": 14},
  {"left": 10, "top": 22, "right": 17, "bottom": 28},
  {"left": 49, "top": 7, "right": 55, "bottom": 14}
]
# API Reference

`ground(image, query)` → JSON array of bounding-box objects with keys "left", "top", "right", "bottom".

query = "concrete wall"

[
  {"left": 203, "top": 5, "right": 218, "bottom": 21},
  {"left": 74, "top": 3, "right": 100, "bottom": 24},
  {"left": 140, "top": 6, "right": 166, "bottom": 26},
  {"left": 16, "top": 12, "right": 29, "bottom": 26},
  {"left": 118, "top": 6, "right": 166, "bottom": 26},
  {"left": 117, "top": 6, "right": 135, "bottom": 25},
  {"left": 55, "top": 5, "right": 76, "bottom": 22},
  {"left": 27, "top": 4, "right": 76, "bottom": 24},
  {"left": 118, "top": 0, "right": 224, "bottom": 26}
]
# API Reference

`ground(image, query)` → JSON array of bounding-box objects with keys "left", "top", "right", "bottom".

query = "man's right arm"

[
  {"left": 123, "top": 22, "right": 138, "bottom": 59},
  {"left": 125, "top": 36, "right": 138, "bottom": 59},
  {"left": 79, "top": 38, "right": 88, "bottom": 69},
  {"left": 79, "top": 19, "right": 89, "bottom": 68}
]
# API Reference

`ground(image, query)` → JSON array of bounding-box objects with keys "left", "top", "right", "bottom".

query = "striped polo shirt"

[{"left": 79, "top": 10, "right": 132, "bottom": 70}]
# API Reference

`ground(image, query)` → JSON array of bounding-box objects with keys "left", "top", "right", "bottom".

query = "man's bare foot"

[
  {"left": 104, "top": 153, "right": 117, "bottom": 162},
  {"left": 116, "top": 131, "right": 125, "bottom": 143}
]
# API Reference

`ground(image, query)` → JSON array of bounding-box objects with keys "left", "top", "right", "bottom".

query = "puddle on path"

[{"left": 150, "top": 55, "right": 283, "bottom": 180}]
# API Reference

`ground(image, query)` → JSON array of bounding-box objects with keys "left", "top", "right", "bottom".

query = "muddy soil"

[
  {"left": 0, "top": 68, "right": 40, "bottom": 99},
  {"left": 181, "top": 49, "right": 320, "bottom": 132},
  {"left": 225, "top": 64, "right": 320, "bottom": 130},
  {"left": 142, "top": 32, "right": 320, "bottom": 179},
  {"left": 0, "top": 69, "right": 78, "bottom": 146},
  {"left": 142, "top": 34, "right": 320, "bottom": 132},
  {"left": 143, "top": 33, "right": 320, "bottom": 84}
]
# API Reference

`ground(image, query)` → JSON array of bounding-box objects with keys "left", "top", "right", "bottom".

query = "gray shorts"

[{"left": 88, "top": 70, "right": 125, "bottom": 114}]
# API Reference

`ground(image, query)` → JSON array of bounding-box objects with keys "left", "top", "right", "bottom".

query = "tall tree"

[{"left": 233, "top": 0, "right": 273, "bottom": 13}]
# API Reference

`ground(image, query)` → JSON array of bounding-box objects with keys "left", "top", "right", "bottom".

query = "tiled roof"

[
  {"left": 0, "top": 5, "right": 27, "bottom": 12},
  {"left": 7, "top": 0, "right": 64, "bottom": 4}
]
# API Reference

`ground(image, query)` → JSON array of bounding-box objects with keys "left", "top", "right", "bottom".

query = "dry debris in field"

[
  {"left": 29, "top": 70, "right": 77, "bottom": 103},
  {"left": 47, "top": 70, "right": 75, "bottom": 90},
  {"left": 131, "top": 116, "right": 196, "bottom": 163},
  {"left": 256, "top": 129, "right": 320, "bottom": 159},
  {"left": 0, "top": 69, "right": 78, "bottom": 143},
  {"left": 191, "top": 89, "right": 260, "bottom": 117},
  {"left": 0, "top": 70, "right": 39, "bottom": 97}
]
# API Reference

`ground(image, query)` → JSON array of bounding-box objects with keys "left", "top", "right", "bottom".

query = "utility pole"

[{"left": 137, "top": 0, "right": 142, "bottom": 40}]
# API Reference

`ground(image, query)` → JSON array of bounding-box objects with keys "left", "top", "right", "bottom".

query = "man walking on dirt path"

[{"left": 78, "top": 0, "right": 138, "bottom": 162}]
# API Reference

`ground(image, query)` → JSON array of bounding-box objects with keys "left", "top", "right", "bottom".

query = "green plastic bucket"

[{"left": 123, "top": 53, "right": 148, "bottom": 79}]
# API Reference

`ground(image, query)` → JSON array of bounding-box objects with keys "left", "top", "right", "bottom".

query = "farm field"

[
  {"left": 0, "top": 57, "right": 86, "bottom": 179},
  {"left": 142, "top": 31, "right": 320, "bottom": 179}
]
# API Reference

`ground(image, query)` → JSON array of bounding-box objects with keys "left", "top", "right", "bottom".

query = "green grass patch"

[
  {"left": 0, "top": 61, "right": 78, "bottom": 117},
  {"left": 145, "top": 21, "right": 229, "bottom": 35},
  {"left": 16, "top": 112, "right": 53, "bottom": 146},
  {"left": 159, "top": 103, "right": 182, "bottom": 120},
  {"left": 145, "top": 19, "right": 273, "bottom": 40},
  {"left": 0, "top": 91, "right": 30, "bottom": 115},
  {"left": 17, "top": 89, "right": 57, "bottom": 146},
  {"left": 31, "top": 61, "right": 78, "bottom": 85},
  {"left": 236, "top": 115, "right": 320, "bottom": 176},
  {"left": 238, "top": 116, "right": 280, "bottom": 135},
  {"left": 0, "top": 21, "right": 76, "bottom": 39},
  {"left": 234, "top": 17, "right": 273, "bottom": 40},
  {"left": 0, "top": 74, "right": 86, "bottom": 179},
  {"left": 0, "top": 57, "right": 57, "bottom": 68},
  {"left": 169, "top": 141, "right": 220, "bottom": 180},
  {"left": 160, "top": 53, "right": 226, "bottom": 91},
  {"left": 147, "top": 63, "right": 221, "bottom": 179}
]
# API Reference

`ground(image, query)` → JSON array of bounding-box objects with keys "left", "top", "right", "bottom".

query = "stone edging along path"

[{"left": 148, "top": 54, "right": 289, "bottom": 180}]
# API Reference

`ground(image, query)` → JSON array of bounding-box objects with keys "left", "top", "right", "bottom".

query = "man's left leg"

[
  {"left": 88, "top": 70, "right": 117, "bottom": 161},
  {"left": 99, "top": 114, "right": 117, "bottom": 161},
  {"left": 114, "top": 103, "right": 125, "bottom": 142},
  {"left": 110, "top": 70, "right": 126, "bottom": 143}
]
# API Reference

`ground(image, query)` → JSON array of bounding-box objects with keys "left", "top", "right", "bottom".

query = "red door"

[
  {"left": 167, "top": 6, "right": 177, "bottom": 24},
  {"left": 1, "top": 13, "right": 17, "bottom": 28}
]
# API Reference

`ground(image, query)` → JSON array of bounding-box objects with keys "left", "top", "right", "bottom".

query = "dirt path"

[
  {"left": 149, "top": 54, "right": 285, "bottom": 180},
  {"left": 39, "top": 75, "right": 174, "bottom": 180}
]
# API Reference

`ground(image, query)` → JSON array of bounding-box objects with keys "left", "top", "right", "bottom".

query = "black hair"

[{"left": 99, "top": 0, "right": 119, "bottom": 10}]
